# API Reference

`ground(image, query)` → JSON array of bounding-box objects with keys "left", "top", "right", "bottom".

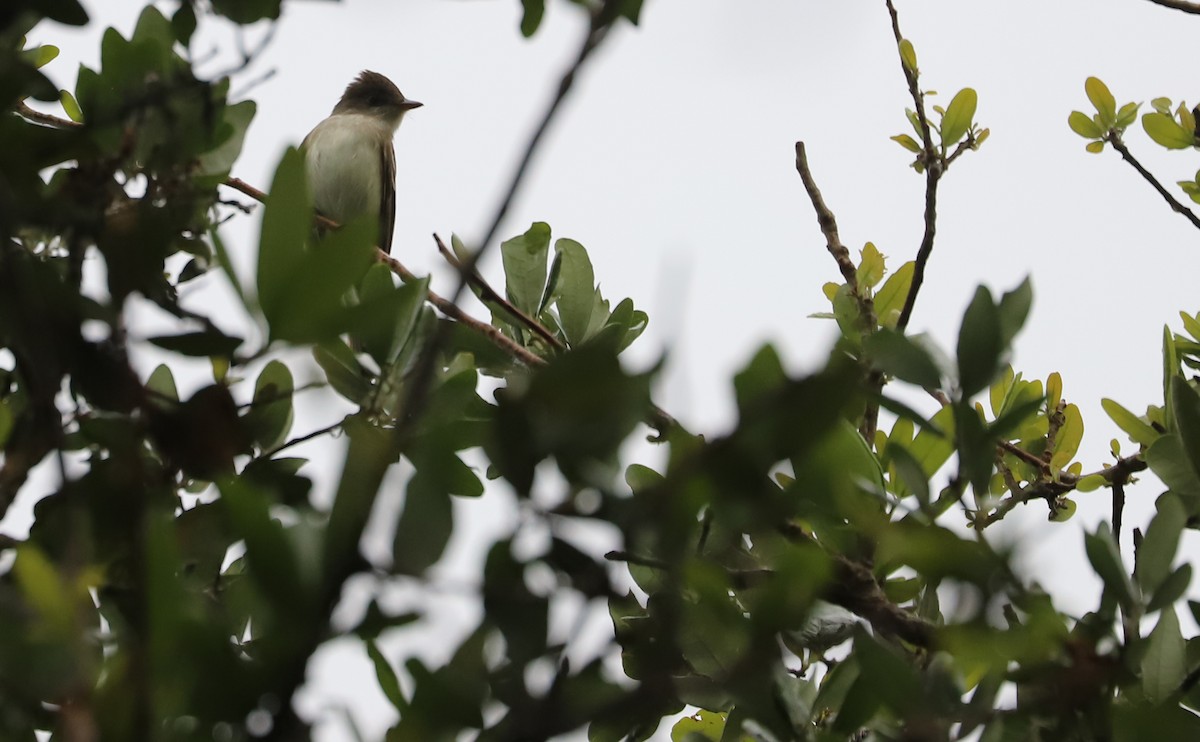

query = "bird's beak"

[{"left": 400, "top": 99, "right": 423, "bottom": 111}]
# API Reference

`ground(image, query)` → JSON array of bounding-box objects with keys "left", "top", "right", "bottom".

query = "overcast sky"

[{"left": 19, "top": 0, "right": 1200, "bottom": 738}]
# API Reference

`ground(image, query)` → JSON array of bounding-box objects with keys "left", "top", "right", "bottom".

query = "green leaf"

[
  {"left": 1084, "top": 523, "right": 1134, "bottom": 609},
  {"left": 956, "top": 286, "right": 1002, "bottom": 397},
  {"left": 197, "top": 100, "right": 256, "bottom": 177},
  {"left": 1085, "top": 140, "right": 1106, "bottom": 154},
  {"left": 1049, "top": 403, "right": 1083, "bottom": 470},
  {"left": 552, "top": 238, "right": 596, "bottom": 346},
  {"left": 1171, "top": 378, "right": 1200, "bottom": 483},
  {"left": 367, "top": 640, "right": 407, "bottom": 712},
  {"left": 501, "top": 222, "right": 551, "bottom": 317},
  {"left": 1143, "top": 112, "right": 1195, "bottom": 149},
  {"left": 941, "top": 87, "right": 977, "bottom": 148},
  {"left": 1085, "top": 77, "right": 1116, "bottom": 126},
  {"left": 997, "top": 277, "right": 1032, "bottom": 349},
  {"left": 243, "top": 360, "right": 295, "bottom": 453},
  {"left": 1102, "top": 398, "right": 1159, "bottom": 447},
  {"left": 257, "top": 148, "right": 311, "bottom": 325},
  {"left": 520, "top": 0, "right": 545, "bottom": 37},
  {"left": 147, "top": 330, "right": 242, "bottom": 358},
  {"left": 891, "top": 134, "right": 921, "bottom": 153},
  {"left": 1136, "top": 493, "right": 1187, "bottom": 596},
  {"left": 857, "top": 242, "right": 886, "bottom": 288},
  {"left": 313, "top": 341, "right": 370, "bottom": 404},
  {"left": 59, "top": 89, "right": 83, "bottom": 122},
  {"left": 324, "top": 417, "right": 399, "bottom": 582},
  {"left": 898, "top": 38, "right": 918, "bottom": 72},
  {"left": 211, "top": 0, "right": 281, "bottom": 23},
  {"left": 1068, "top": 111, "right": 1103, "bottom": 139},
  {"left": 393, "top": 473, "right": 454, "bottom": 576},
  {"left": 875, "top": 261, "right": 914, "bottom": 328},
  {"left": 1142, "top": 606, "right": 1185, "bottom": 705},
  {"left": 864, "top": 328, "right": 941, "bottom": 389},
  {"left": 670, "top": 710, "right": 725, "bottom": 742},
  {"left": 1148, "top": 564, "right": 1192, "bottom": 613}
]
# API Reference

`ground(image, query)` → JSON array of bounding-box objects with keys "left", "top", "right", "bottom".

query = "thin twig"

[
  {"left": 1144, "top": 0, "right": 1200, "bottom": 14},
  {"left": 434, "top": 234, "right": 564, "bottom": 350},
  {"left": 1112, "top": 477, "right": 1126, "bottom": 549},
  {"left": 15, "top": 100, "right": 83, "bottom": 128},
  {"left": 1106, "top": 132, "right": 1200, "bottom": 230},
  {"left": 884, "top": 0, "right": 942, "bottom": 332},
  {"left": 977, "top": 454, "right": 1146, "bottom": 528},
  {"left": 794, "top": 142, "right": 859, "bottom": 292},
  {"left": 262, "top": 416, "right": 349, "bottom": 458}
]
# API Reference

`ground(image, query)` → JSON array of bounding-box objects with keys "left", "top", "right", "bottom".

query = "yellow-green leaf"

[
  {"left": 1101, "top": 398, "right": 1159, "bottom": 447},
  {"left": 899, "top": 38, "right": 918, "bottom": 73},
  {"left": 876, "top": 261, "right": 915, "bottom": 327},
  {"left": 1085, "top": 77, "right": 1116, "bottom": 126},
  {"left": 1046, "top": 372, "right": 1063, "bottom": 412},
  {"left": 941, "top": 88, "right": 978, "bottom": 148},
  {"left": 891, "top": 133, "right": 921, "bottom": 153},
  {"left": 1076, "top": 474, "right": 1106, "bottom": 493},
  {"left": 857, "top": 242, "right": 886, "bottom": 288},
  {"left": 1085, "top": 141, "right": 1106, "bottom": 154},
  {"left": 59, "top": 89, "right": 82, "bottom": 122},
  {"left": 1068, "top": 110, "right": 1103, "bottom": 139},
  {"left": 1143, "top": 112, "right": 1194, "bottom": 149},
  {"left": 1050, "top": 403, "right": 1083, "bottom": 470}
]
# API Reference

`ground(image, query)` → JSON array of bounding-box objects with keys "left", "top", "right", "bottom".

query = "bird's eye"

[{"left": 368, "top": 95, "right": 382, "bottom": 107}]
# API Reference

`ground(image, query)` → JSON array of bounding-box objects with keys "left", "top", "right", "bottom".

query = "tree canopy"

[{"left": 5, "top": 0, "right": 1200, "bottom": 740}]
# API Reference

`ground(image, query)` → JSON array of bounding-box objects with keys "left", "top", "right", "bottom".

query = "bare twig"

[
  {"left": 434, "top": 234, "right": 564, "bottom": 351},
  {"left": 1144, "top": 0, "right": 1200, "bottom": 14},
  {"left": 794, "top": 142, "right": 859, "bottom": 292},
  {"left": 15, "top": 100, "right": 83, "bottom": 128},
  {"left": 262, "top": 416, "right": 348, "bottom": 459},
  {"left": 1106, "top": 132, "right": 1200, "bottom": 231}
]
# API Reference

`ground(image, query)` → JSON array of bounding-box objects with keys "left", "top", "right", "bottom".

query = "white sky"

[{"left": 18, "top": 0, "right": 1200, "bottom": 739}]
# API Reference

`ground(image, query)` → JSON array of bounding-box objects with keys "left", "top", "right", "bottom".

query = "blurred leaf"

[
  {"left": 147, "top": 329, "right": 242, "bottom": 358},
  {"left": 864, "top": 328, "right": 941, "bottom": 389},
  {"left": 392, "top": 473, "right": 454, "bottom": 576},
  {"left": 1049, "top": 403, "right": 1083, "bottom": 470},
  {"left": 257, "top": 147, "right": 311, "bottom": 325},
  {"left": 197, "top": 99, "right": 255, "bottom": 177},
  {"left": 519, "top": 0, "right": 545, "bottom": 36},
  {"left": 957, "top": 286, "right": 1002, "bottom": 398},
  {"left": 313, "top": 340, "right": 370, "bottom": 404},
  {"left": 1084, "top": 523, "right": 1134, "bottom": 609},
  {"left": 1148, "top": 563, "right": 1192, "bottom": 614},
  {"left": 243, "top": 360, "right": 294, "bottom": 453},
  {"left": 210, "top": 0, "right": 281, "bottom": 23},
  {"left": 367, "top": 640, "right": 407, "bottom": 712},
  {"left": 1142, "top": 606, "right": 1185, "bottom": 705},
  {"left": 1136, "top": 493, "right": 1186, "bottom": 596}
]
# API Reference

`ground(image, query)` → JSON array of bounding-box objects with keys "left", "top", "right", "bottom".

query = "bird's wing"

[{"left": 380, "top": 140, "right": 396, "bottom": 255}]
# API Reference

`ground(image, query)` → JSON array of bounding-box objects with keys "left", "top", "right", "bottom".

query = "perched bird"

[{"left": 301, "top": 70, "right": 422, "bottom": 255}]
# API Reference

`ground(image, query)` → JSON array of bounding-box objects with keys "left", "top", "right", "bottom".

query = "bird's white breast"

[{"left": 303, "top": 113, "right": 388, "bottom": 224}]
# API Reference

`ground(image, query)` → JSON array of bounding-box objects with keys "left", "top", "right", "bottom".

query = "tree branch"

[
  {"left": 1105, "top": 132, "right": 1200, "bottom": 231},
  {"left": 434, "top": 234, "right": 564, "bottom": 351},
  {"left": 794, "top": 142, "right": 859, "bottom": 292},
  {"left": 884, "top": 0, "right": 942, "bottom": 332},
  {"left": 1144, "top": 0, "right": 1200, "bottom": 14}
]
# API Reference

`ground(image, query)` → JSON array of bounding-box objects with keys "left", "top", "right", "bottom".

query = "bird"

[{"left": 301, "top": 70, "right": 422, "bottom": 255}]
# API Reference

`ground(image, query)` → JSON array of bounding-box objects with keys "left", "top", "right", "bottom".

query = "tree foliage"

[{"left": 5, "top": 1, "right": 1200, "bottom": 741}]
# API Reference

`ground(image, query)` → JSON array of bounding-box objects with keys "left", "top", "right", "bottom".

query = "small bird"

[{"left": 301, "top": 70, "right": 422, "bottom": 255}]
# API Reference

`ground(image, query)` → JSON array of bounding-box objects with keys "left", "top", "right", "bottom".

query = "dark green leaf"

[
  {"left": 957, "top": 286, "right": 1002, "bottom": 397},
  {"left": 146, "top": 330, "right": 242, "bottom": 358},
  {"left": 392, "top": 473, "right": 453, "bottom": 576},
  {"left": 1136, "top": 493, "right": 1186, "bottom": 596},
  {"left": 552, "top": 238, "right": 596, "bottom": 346},
  {"left": 864, "top": 328, "right": 941, "bottom": 388},
  {"left": 243, "top": 360, "right": 294, "bottom": 453},
  {"left": 501, "top": 222, "right": 551, "bottom": 317}
]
